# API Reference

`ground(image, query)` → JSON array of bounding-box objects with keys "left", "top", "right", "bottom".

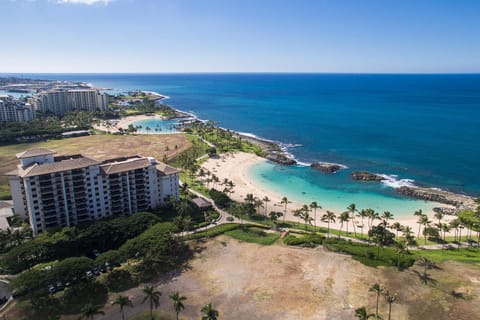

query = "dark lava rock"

[
  {"left": 350, "top": 171, "right": 385, "bottom": 181},
  {"left": 266, "top": 153, "right": 296, "bottom": 165},
  {"left": 310, "top": 162, "right": 342, "bottom": 173},
  {"left": 396, "top": 186, "right": 462, "bottom": 206}
]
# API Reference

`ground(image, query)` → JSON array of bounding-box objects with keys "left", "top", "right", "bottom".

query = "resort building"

[
  {"left": 6, "top": 149, "right": 180, "bottom": 236},
  {"left": 0, "top": 95, "right": 35, "bottom": 122},
  {"left": 32, "top": 89, "right": 108, "bottom": 116}
]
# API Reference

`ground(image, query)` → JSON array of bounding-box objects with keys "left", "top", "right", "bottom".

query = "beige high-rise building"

[
  {"left": 0, "top": 95, "right": 35, "bottom": 122},
  {"left": 6, "top": 149, "right": 180, "bottom": 236},
  {"left": 32, "top": 89, "right": 108, "bottom": 116}
]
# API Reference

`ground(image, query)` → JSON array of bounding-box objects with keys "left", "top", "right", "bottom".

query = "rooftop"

[
  {"left": 20, "top": 156, "right": 100, "bottom": 177},
  {"left": 100, "top": 158, "right": 151, "bottom": 175},
  {"left": 8, "top": 149, "right": 179, "bottom": 178},
  {"left": 156, "top": 163, "right": 180, "bottom": 175},
  {"left": 16, "top": 148, "right": 56, "bottom": 159},
  {"left": 190, "top": 197, "right": 213, "bottom": 209}
]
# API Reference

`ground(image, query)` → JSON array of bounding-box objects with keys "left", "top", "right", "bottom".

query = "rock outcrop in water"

[
  {"left": 396, "top": 186, "right": 474, "bottom": 208},
  {"left": 350, "top": 171, "right": 385, "bottom": 182},
  {"left": 239, "top": 134, "right": 297, "bottom": 165},
  {"left": 266, "top": 152, "right": 296, "bottom": 165},
  {"left": 310, "top": 162, "right": 342, "bottom": 173}
]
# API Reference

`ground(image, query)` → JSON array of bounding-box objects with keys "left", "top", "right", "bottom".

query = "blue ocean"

[{"left": 13, "top": 73, "right": 480, "bottom": 215}]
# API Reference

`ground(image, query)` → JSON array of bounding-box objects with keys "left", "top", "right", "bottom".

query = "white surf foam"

[{"left": 378, "top": 174, "right": 416, "bottom": 188}]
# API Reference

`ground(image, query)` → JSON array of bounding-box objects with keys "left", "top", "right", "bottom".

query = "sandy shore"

[
  {"left": 92, "top": 114, "right": 167, "bottom": 133},
  {"left": 202, "top": 152, "right": 458, "bottom": 236},
  {"left": 116, "top": 114, "right": 165, "bottom": 129}
]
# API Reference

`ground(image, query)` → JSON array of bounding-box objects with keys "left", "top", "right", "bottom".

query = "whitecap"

[{"left": 378, "top": 174, "right": 416, "bottom": 188}]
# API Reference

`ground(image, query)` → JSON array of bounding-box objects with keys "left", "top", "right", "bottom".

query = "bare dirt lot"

[{"left": 95, "top": 237, "right": 480, "bottom": 320}]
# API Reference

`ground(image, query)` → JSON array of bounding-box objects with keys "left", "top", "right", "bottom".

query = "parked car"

[
  {"left": 55, "top": 281, "right": 64, "bottom": 291},
  {"left": 48, "top": 284, "right": 56, "bottom": 294}
]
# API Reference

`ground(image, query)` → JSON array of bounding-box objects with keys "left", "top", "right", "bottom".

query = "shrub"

[
  {"left": 61, "top": 281, "right": 108, "bottom": 314},
  {"left": 283, "top": 234, "right": 324, "bottom": 247},
  {"left": 105, "top": 269, "right": 137, "bottom": 292},
  {"left": 208, "top": 188, "right": 231, "bottom": 208}
]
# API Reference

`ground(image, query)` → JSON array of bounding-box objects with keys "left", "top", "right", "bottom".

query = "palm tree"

[
  {"left": 78, "top": 303, "right": 105, "bottom": 320},
  {"left": 383, "top": 290, "right": 397, "bottom": 320},
  {"left": 269, "top": 211, "right": 283, "bottom": 225},
  {"left": 414, "top": 209, "right": 423, "bottom": 237},
  {"left": 340, "top": 211, "right": 350, "bottom": 236},
  {"left": 366, "top": 208, "right": 379, "bottom": 232},
  {"left": 395, "top": 239, "right": 407, "bottom": 271},
  {"left": 169, "top": 291, "right": 187, "bottom": 320},
  {"left": 419, "top": 214, "right": 431, "bottom": 245},
  {"left": 280, "top": 196, "right": 291, "bottom": 224},
  {"left": 358, "top": 209, "right": 368, "bottom": 237},
  {"left": 295, "top": 206, "right": 313, "bottom": 230},
  {"left": 354, "top": 306, "right": 375, "bottom": 320},
  {"left": 440, "top": 223, "right": 450, "bottom": 241},
  {"left": 449, "top": 219, "right": 460, "bottom": 243},
  {"left": 112, "top": 296, "right": 133, "bottom": 320},
  {"left": 434, "top": 211, "right": 444, "bottom": 225},
  {"left": 164, "top": 146, "right": 170, "bottom": 158},
  {"left": 381, "top": 211, "right": 394, "bottom": 227},
  {"left": 254, "top": 198, "right": 264, "bottom": 215},
  {"left": 347, "top": 203, "right": 358, "bottom": 236},
  {"left": 322, "top": 211, "right": 336, "bottom": 238},
  {"left": 244, "top": 193, "right": 255, "bottom": 205},
  {"left": 390, "top": 222, "right": 403, "bottom": 237},
  {"left": 141, "top": 285, "right": 161, "bottom": 320},
  {"left": 369, "top": 283, "right": 384, "bottom": 319},
  {"left": 310, "top": 201, "right": 321, "bottom": 233},
  {"left": 201, "top": 303, "right": 219, "bottom": 320},
  {"left": 416, "top": 257, "right": 436, "bottom": 278},
  {"left": 263, "top": 196, "right": 271, "bottom": 215}
]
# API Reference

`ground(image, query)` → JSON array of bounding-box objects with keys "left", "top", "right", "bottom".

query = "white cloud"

[{"left": 56, "top": 0, "right": 112, "bottom": 5}]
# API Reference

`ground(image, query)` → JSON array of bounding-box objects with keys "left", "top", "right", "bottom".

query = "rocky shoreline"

[
  {"left": 395, "top": 186, "right": 475, "bottom": 209},
  {"left": 238, "top": 134, "right": 297, "bottom": 165},
  {"left": 349, "top": 171, "right": 476, "bottom": 211}
]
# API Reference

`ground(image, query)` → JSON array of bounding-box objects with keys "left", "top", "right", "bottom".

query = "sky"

[{"left": 1, "top": 0, "right": 479, "bottom": 73}]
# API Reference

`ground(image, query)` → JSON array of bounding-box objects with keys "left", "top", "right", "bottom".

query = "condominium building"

[
  {"left": 32, "top": 89, "right": 108, "bottom": 116},
  {"left": 6, "top": 149, "right": 180, "bottom": 235},
  {"left": 0, "top": 95, "right": 35, "bottom": 122}
]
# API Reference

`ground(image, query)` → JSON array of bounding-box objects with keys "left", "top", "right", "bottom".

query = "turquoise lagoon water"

[
  {"left": 130, "top": 118, "right": 182, "bottom": 134},
  {"left": 11, "top": 73, "right": 480, "bottom": 217},
  {"left": 247, "top": 161, "right": 437, "bottom": 216}
]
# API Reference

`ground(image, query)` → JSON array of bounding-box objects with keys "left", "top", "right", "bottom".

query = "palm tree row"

[
  {"left": 242, "top": 192, "right": 479, "bottom": 248},
  {"left": 354, "top": 283, "right": 397, "bottom": 320},
  {"left": 80, "top": 286, "right": 218, "bottom": 320}
]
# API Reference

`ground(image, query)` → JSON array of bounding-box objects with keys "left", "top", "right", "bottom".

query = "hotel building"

[
  {"left": 6, "top": 149, "right": 180, "bottom": 236},
  {"left": 0, "top": 96, "right": 35, "bottom": 122},
  {"left": 32, "top": 89, "right": 109, "bottom": 116}
]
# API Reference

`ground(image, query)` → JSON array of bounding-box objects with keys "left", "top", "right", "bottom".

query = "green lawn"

[
  {"left": 188, "top": 223, "right": 242, "bottom": 240},
  {"left": 412, "top": 247, "right": 480, "bottom": 265},
  {"left": 224, "top": 226, "right": 280, "bottom": 245}
]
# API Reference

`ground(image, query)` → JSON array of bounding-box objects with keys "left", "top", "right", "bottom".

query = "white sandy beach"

[
  {"left": 202, "top": 152, "right": 457, "bottom": 236},
  {"left": 93, "top": 114, "right": 167, "bottom": 133}
]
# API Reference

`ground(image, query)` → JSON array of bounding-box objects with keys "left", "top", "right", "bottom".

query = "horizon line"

[{"left": 1, "top": 71, "right": 480, "bottom": 75}]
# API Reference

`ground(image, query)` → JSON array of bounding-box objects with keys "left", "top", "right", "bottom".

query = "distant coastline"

[{"left": 52, "top": 75, "right": 477, "bottom": 214}]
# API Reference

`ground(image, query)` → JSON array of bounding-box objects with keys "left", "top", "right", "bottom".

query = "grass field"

[
  {"left": 0, "top": 134, "right": 191, "bottom": 199},
  {"left": 224, "top": 226, "right": 280, "bottom": 245}
]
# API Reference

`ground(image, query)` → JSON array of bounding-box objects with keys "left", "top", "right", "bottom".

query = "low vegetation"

[
  {"left": 184, "top": 121, "right": 265, "bottom": 156},
  {"left": 224, "top": 226, "right": 280, "bottom": 245}
]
